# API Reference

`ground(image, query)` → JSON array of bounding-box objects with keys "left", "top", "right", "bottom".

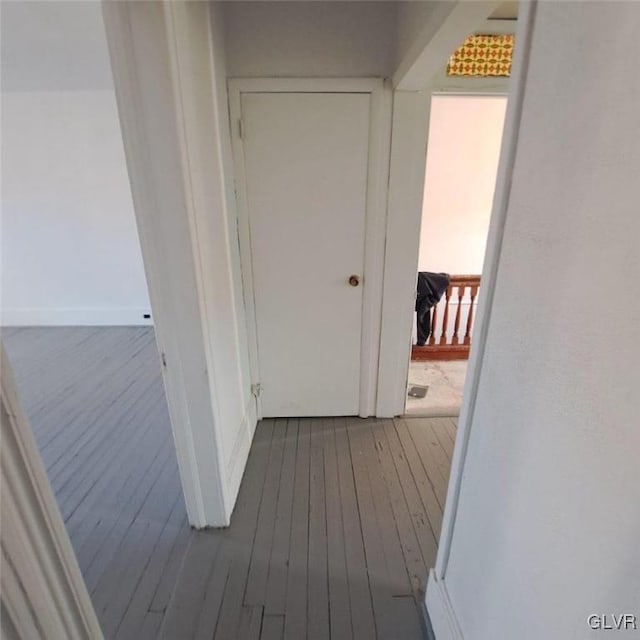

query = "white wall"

[
  {"left": 223, "top": 1, "right": 398, "bottom": 78},
  {"left": 1, "top": 91, "right": 150, "bottom": 325},
  {"left": 1, "top": 1, "right": 150, "bottom": 326},
  {"left": 1, "top": 1, "right": 113, "bottom": 92},
  {"left": 419, "top": 94, "right": 507, "bottom": 275},
  {"left": 429, "top": 3, "right": 640, "bottom": 638}
]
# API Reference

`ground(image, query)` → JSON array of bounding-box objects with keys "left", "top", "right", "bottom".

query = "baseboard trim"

[
  {"left": 1, "top": 308, "right": 153, "bottom": 327},
  {"left": 426, "top": 569, "right": 464, "bottom": 640}
]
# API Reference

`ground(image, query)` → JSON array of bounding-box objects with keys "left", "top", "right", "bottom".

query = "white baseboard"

[
  {"left": 225, "top": 398, "right": 258, "bottom": 519},
  {"left": 1, "top": 307, "right": 153, "bottom": 327},
  {"left": 426, "top": 569, "right": 464, "bottom": 640}
]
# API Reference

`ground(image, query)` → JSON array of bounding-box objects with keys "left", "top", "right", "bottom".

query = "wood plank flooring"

[
  {"left": 2, "top": 327, "right": 457, "bottom": 640},
  {"left": 163, "top": 415, "right": 458, "bottom": 640},
  {"left": 3, "top": 327, "right": 189, "bottom": 640}
]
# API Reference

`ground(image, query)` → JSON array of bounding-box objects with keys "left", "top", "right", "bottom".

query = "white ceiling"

[{"left": 1, "top": 1, "right": 114, "bottom": 92}]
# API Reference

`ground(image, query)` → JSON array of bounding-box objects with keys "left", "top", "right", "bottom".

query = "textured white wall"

[
  {"left": 419, "top": 95, "right": 506, "bottom": 275},
  {"left": 437, "top": 3, "right": 640, "bottom": 638},
  {"left": 1, "top": 1, "right": 150, "bottom": 326}
]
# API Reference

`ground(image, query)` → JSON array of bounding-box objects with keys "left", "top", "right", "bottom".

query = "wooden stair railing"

[{"left": 412, "top": 274, "right": 481, "bottom": 361}]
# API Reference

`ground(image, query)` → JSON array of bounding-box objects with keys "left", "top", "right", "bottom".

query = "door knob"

[{"left": 349, "top": 275, "right": 360, "bottom": 287}]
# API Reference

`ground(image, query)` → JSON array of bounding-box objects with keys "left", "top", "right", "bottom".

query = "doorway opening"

[
  {"left": 0, "top": 3, "right": 187, "bottom": 636},
  {"left": 406, "top": 93, "right": 508, "bottom": 417}
]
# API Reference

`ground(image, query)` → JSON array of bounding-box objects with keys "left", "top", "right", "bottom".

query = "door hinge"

[
  {"left": 161, "top": 352, "right": 167, "bottom": 369},
  {"left": 251, "top": 383, "right": 262, "bottom": 398},
  {"left": 238, "top": 118, "right": 244, "bottom": 139}
]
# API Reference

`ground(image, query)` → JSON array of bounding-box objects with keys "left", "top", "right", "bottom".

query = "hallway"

[
  {"left": 4, "top": 328, "right": 456, "bottom": 639},
  {"left": 161, "top": 415, "right": 455, "bottom": 639}
]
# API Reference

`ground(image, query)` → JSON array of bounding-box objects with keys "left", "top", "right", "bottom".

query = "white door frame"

[
  {"left": 103, "top": 2, "right": 256, "bottom": 527},
  {"left": 228, "top": 78, "right": 392, "bottom": 419},
  {"left": 375, "top": 89, "right": 432, "bottom": 418}
]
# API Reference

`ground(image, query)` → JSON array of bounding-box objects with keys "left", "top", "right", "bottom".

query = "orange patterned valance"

[{"left": 447, "top": 34, "right": 514, "bottom": 77}]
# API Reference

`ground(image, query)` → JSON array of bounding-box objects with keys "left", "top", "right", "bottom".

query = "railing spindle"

[
  {"left": 429, "top": 304, "right": 439, "bottom": 345},
  {"left": 464, "top": 284, "right": 479, "bottom": 345},
  {"left": 439, "top": 286, "right": 452, "bottom": 345},
  {"left": 452, "top": 285, "right": 464, "bottom": 345}
]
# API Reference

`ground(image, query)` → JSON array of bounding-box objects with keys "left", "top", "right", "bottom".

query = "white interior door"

[{"left": 239, "top": 91, "right": 371, "bottom": 417}]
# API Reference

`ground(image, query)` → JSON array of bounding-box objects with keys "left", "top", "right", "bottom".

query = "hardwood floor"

[
  {"left": 3, "top": 327, "right": 456, "bottom": 639},
  {"left": 3, "top": 327, "right": 189, "bottom": 639}
]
